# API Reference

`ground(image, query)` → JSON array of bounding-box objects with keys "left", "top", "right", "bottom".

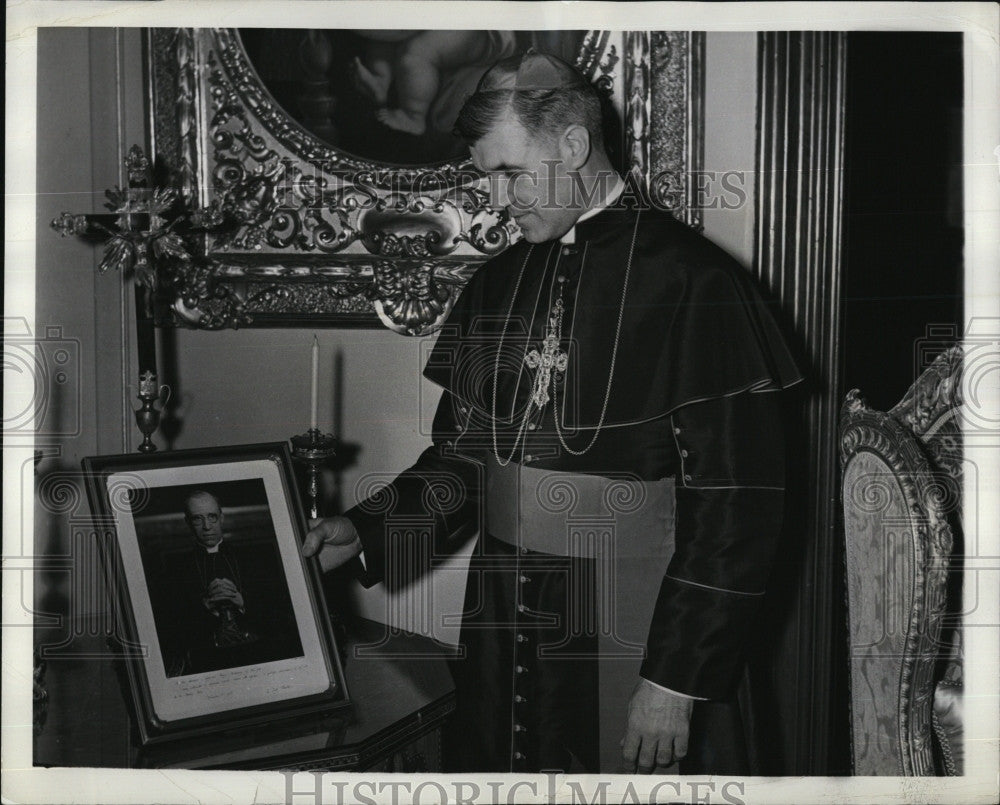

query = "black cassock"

[
  {"left": 345, "top": 197, "right": 802, "bottom": 773},
  {"left": 151, "top": 539, "right": 304, "bottom": 678}
]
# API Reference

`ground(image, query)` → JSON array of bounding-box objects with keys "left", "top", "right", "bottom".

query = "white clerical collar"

[
  {"left": 202, "top": 542, "right": 222, "bottom": 554},
  {"left": 560, "top": 175, "right": 626, "bottom": 244}
]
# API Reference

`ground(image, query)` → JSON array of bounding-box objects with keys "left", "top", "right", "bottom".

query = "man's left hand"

[{"left": 620, "top": 678, "right": 694, "bottom": 773}]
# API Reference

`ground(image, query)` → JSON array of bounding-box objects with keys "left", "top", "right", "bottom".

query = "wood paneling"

[{"left": 751, "top": 31, "right": 848, "bottom": 775}]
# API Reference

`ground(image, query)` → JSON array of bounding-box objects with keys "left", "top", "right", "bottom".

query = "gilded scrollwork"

[
  {"left": 171, "top": 260, "right": 252, "bottom": 330},
  {"left": 212, "top": 28, "right": 474, "bottom": 188},
  {"left": 147, "top": 28, "right": 699, "bottom": 334},
  {"left": 624, "top": 32, "right": 649, "bottom": 188},
  {"left": 370, "top": 261, "right": 457, "bottom": 336},
  {"left": 650, "top": 31, "right": 704, "bottom": 230},
  {"left": 244, "top": 282, "right": 372, "bottom": 316}
]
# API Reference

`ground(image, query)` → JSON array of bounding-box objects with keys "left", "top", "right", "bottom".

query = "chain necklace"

[
  {"left": 491, "top": 210, "right": 642, "bottom": 463},
  {"left": 492, "top": 245, "right": 540, "bottom": 466}
]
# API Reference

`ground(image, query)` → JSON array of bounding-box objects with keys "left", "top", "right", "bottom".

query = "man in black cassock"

[
  {"left": 304, "top": 50, "right": 802, "bottom": 774},
  {"left": 153, "top": 490, "right": 303, "bottom": 676}
]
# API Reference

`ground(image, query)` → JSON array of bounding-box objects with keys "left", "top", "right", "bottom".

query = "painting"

[
  {"left": 239, "top": 30, "right": 587, "bottom": 166},
  {"left": 147, "top": 29, "right": 702, "bottom": 334}
]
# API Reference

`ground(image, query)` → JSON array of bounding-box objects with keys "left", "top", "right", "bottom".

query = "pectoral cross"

[{"left": 524, "top": 299, "right": 568, "bottom": 409}]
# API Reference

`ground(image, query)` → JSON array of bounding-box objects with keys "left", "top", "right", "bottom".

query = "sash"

[{"left": 484, "top": 460, "right": 676, "bottom": 771}]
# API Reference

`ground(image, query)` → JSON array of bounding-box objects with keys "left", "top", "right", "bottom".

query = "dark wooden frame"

[{"left": 81, "top": 442, "right": 349, "bottom": 746}]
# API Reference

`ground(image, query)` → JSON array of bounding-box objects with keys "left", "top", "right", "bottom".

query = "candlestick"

[
  {"left": 310, "top": 335, "right": 319, "bottom": 431},
  {"left": 290, "top": 428, "right": 337, "bottom": 520},
  {"left": 134, "top": 370, "right": 169, "bottom": 453}
]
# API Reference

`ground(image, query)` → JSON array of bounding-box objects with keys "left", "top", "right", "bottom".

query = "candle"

[{"left": 310, "top": 335, "right": 319, "bottom": 431}]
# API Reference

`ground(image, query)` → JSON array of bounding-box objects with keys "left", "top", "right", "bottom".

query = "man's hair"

[
  {"left": 184, "top": 490, "right": 221, "bottom": 518},
  {"left": 453, "top": 83, "right": 604, "bottom": 151}
]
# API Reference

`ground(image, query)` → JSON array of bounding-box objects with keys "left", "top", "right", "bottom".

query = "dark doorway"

[{"left": 841, "top": 32, "right": 964, "bottom": 410}]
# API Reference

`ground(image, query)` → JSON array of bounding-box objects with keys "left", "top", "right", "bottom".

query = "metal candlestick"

[
  {"left": 134, "top": 370, "right": 170, "bottom": 453},
  {"left": 290, "top": 428, "right": 337, "bottom": 519}
]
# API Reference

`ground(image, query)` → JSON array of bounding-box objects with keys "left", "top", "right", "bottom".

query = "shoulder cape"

[{"left": 423, "top": 202, "right": 803, "bottom": 429}]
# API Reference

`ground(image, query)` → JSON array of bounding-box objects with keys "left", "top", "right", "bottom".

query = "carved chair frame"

[
  {"left": 840, "top": 388, "right": 959, "bottom": 775},
  {"left": 146, "top": 29, "right": 703, "bottom": 335}
]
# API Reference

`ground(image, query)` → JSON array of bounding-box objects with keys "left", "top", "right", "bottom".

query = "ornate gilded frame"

[{"left": 147, "top": 29, "right": 703, "bottom": 334}]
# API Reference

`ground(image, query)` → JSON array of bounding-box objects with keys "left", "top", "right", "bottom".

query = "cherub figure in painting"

[{"left": 350, "top": 30, "right": 516, "bottom": 135}]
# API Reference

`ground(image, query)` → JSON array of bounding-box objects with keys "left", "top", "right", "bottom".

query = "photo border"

[{"left": 81, "top": 442, "right": 350, "bottom": 745}]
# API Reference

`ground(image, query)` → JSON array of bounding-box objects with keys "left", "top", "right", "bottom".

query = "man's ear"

[{"left": 559, "top": 124, "right": 591, "bottom": 170}]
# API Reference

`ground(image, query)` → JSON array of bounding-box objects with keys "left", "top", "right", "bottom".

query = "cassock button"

[
  {"left": 514, "top": 752, "right": 525, "bottom": 760},
  {"left": 519, "top": 546, "right": 529, "bottom": 555},
  {"left": 519, "top": 574, "right": 530, "bottom": 584},
  {"left": 516, "top": 665, "right": 527, "bottom": 674},
  {"left": 517, "top": 604, "right": 526, "bottom": 613},
  {"left": 524, "top": 454, "right": 533, "bottom": 463},
  {"left": 514, "top": 695, "right": 525, "bottom": 703},
  {"left": 680, "top": 449, "right": 689, "bottom": 457},
  {"left": 527, "top": 422, "right": 537, "bottom": 430},
  {"left": 684, "top": 474, "right": 692, "bottom": 481},
  {"left": 514, "top": 724, "right": 526, "bottom": 732},
  {"left": 516, "top": 634, "right": 528, "bottom": 643}
]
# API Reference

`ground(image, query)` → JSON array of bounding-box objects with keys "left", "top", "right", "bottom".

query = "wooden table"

[{"left": 33, "top": 616, "right": 456, "bottom": 771}]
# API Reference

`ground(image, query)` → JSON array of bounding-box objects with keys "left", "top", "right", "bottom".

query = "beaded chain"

[{"left": 492, "top": 210, "right": 642, "bottom": 462}]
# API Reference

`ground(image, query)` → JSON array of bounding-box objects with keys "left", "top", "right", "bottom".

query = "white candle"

[{"left": 310, "top": 335, "right": 319, "bottom": 430}]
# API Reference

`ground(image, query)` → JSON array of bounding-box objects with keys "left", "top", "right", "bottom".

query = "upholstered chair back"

[{"left": 840, "top": 345, "right": 963, "bottom": 776}]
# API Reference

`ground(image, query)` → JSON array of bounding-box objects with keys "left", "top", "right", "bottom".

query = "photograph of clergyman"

[{"left": 130, "top": 479, "right": 304, "bottom": 678}]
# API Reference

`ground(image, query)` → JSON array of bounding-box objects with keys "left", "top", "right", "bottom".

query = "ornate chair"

[{"left": 840, "top": 345, "right": 963, "bottom": 775}]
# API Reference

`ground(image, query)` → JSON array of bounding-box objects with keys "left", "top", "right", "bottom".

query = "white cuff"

[{"left": 640, "top": 676, "right": 708, "bottom": 701}]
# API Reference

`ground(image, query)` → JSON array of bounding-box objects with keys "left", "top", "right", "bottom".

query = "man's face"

[
  {"left": 185, "top": 495, "right": 223, "bottom": 549},
  {"left": 470, "top": 116, "right": 581, "bottom": 244}
]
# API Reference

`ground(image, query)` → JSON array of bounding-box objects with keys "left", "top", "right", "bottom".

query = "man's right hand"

[{"left": 302, "top": 517, "right": 363, "bottom": 573}]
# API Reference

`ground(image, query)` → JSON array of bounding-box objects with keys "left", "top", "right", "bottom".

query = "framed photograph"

[{"left": 82, "top": 442, "right": 349, "bottom": 745}]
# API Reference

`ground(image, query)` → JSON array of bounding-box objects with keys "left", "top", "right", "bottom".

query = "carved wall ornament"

[
  {"left": 51, "top": 145, "right": 192, "bottom": 291},
  {"left": 147, "top": 28, "right": 703, "bottom": 334}
]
